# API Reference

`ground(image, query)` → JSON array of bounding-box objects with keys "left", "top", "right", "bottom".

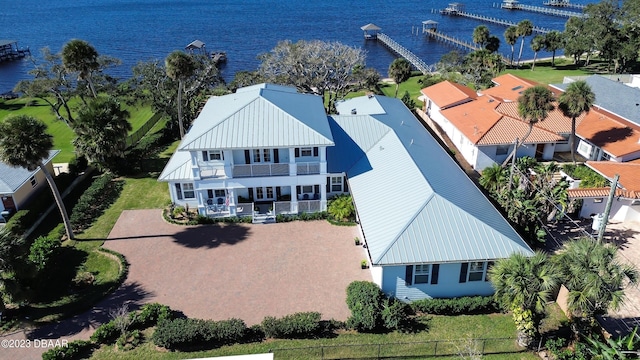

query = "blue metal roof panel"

[
  {"left": 0, "top": 150, "right": 59, "bottom": 193},
  {"left": 158, "top": 151, "right": 193, "bottom": 181}
]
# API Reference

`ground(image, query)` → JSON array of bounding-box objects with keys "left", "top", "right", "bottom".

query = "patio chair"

[
  {"left": 206, "top": 198, "right": 217, "bottom": 212},
  {"left": 303, "top": 193, "right": 309, "bottom": 200}
]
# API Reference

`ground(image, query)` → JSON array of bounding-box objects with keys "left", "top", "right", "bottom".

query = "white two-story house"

[{"left": 159, "top": 83, "right": 348, "bottom": 222}]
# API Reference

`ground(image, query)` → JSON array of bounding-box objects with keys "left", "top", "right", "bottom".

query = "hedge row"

[
  {"left": 90, "top": 303, "right": 171, "bottom": 344},
  {"left": 261, "top": 312, "right": 322, "bottom": 339},
  {"left": 410, "top": 295, "right": 499, "bottom": 315},
  {"left": 41, "top": 340, "right": 94, "bottom": 360},
  {"left": 152, "top": 318, "right": 247, "bottom": 350},
  {"left": 70, "top": 172, "right": 123, "bottom": 232}
]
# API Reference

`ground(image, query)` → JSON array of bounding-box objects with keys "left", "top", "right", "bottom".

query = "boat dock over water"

[
  {"left": 361, "top": 23, "right": 432, "bottom": 74},
  {"left": 0, "top": 40, "right": 30, "bottom": 63},
  {"left": 499, "top": 0, "right": 586, "bottom": 18},
  {"left": 436, "top": 3, "right": 551, "bottom": 34},
  {"left": 543, "top": 0, "right": 587, "bottom": 10}
]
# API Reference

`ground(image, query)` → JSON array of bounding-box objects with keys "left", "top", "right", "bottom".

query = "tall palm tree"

[
  {"left": 530, "top": 35, "right": 545, "bottom": 71},
  {"left": 388, "top": 58, "right": 412, "bottom": 98},
  {"left": 479, "top": 163, "right": 507, "bottom": 194},
  {"left": 555, "top": 238, "right": 638, "bottom": 331},
  {"left": 489, "top": 251, "right": 560, "bottom": 346},
  {"left": 558, "top": 80, "right": 595, "bottom": 164},
  {"left": 61, "top": 39, "right": 100, "bottom": 98},
  {"left": 543, "top": 30, "right": 564, "bottom": 67},
  {"left": 504, "top": 26, "right": 519, "bottom": 66},
  {"left": 473, "top": 25, "right": 490, "bottom": 47},
  {"left": 165, "top": 51, "right": 197, "bottom": 139},
  {"left": 517, "top": 85, "right": 555, "bottom": 146},
  {"left": 0, "top": 115, "right": 74, "bottom": 240},
  {"left": 516, "top": 20, "right": 534, "bottom": 66},
  {"left": 72, "top": 96, "right": 132, "bottom": 172}
]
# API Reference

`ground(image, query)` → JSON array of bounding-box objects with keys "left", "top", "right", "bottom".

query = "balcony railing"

[
  {"left": 296, "top": 162, "right": 320, "bottom": 175},
  {"left": 232, "top": 163, "right": 289, "bottom": 178},
  {"left": 298, "top": 200, "right": 321, "bottom": 213}
]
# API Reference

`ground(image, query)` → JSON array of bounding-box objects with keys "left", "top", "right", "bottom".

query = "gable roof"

[
  {"left": 158, "top": 150, "right": 193, "bottom": 181},
  {"left": 483, "top": 74, "right": 538, "bottom": 101},
  {"left": 576, "top": 108, "right": 640, "bottom": 158},
  {"left": 420, "top": 80, "right": 477, "bottom": 109},
  {"left": 178, "top": 83, "right": 334, "bottom": 150},
  {"left": 588, "top": 161, "right": 640, "bottom": 196},
  {"left": 0, "top": 150, "right": 59, "bottom": 194},
  {"left": 330, "top": 96, "right": 532, "bottom": 265},
  {"left": 495, "top": 101, "right": 583, "bottom": 135},
  {"left": 552, "top": 75, "right": 640, "bottom": 127}
]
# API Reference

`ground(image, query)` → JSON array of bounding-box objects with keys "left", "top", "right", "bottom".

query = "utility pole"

[
  {"left": 507, "top": 138, "right": 519, "bottom": 190},
  {"left": 597, "top": 174, "right": 620, "bottom": 243}
]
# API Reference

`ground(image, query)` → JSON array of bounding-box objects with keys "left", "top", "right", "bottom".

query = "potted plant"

[
  {"left": 354, "top": 237, "right": 361, "bottom": 246},
  {"left": 361, "top": 259, "right": 368, "bottom": 269}
]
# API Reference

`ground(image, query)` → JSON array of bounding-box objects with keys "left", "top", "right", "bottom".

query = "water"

[{"left": 0, "top": 0, "right": 589, "bottom": 93}]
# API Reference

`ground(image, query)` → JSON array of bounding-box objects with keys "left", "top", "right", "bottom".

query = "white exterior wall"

[
  {"left": 542, "top": 143, "right": 555, "bottom": 160},
  {"left": 579, "top": 198, "right": 640, "bottom": 223},
  {"left": 370, "top": 264, "right": 383, "bottom": 288},
  {"left": 380, "top": 263, "right": 494, "bottom": 301}
]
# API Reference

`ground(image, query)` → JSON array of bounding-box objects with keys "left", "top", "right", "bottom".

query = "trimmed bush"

[
  {"left": 90, "top": 321, "right": 119, "bottom": 345},
  {"left": 70, "top": 173, "right": 123, "bottom": 232},
  {"left": 131, "top": 303, "right": 173, "bottom": 329},
  {"left": 152, "top": 318, "right": 247, "bottom": 350},
  {"left": 381, "top": 298, "right": 408, "bottom": 330},
  {"left": 28, "top": 236, "right": 60, "bottom": 271},
  {"left": 41, "top": 340, "right": 94, "bottom": 360},
  {"left": 410, "top": 295, "right": 499, "bottom": 315},
  {"left": 346, "top": 281, "right": 384, "bottom": 332},
  {"left": 4, "top": 209, "right": 32, "bottom": 237},
  {"left": 261, "top": 312, "right": 322, "bottom": 339}
]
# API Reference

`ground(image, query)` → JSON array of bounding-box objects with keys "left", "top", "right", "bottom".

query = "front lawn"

[{"left": 502, "top": 59, "right": 592, "bottom": 85}]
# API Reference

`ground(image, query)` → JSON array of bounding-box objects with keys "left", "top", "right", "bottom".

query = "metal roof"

[
  {"left": 179, "top": 83, "right": 334, "bottom": 150},
  {"left": 552, "top": 75, "right": 640, "bottom": 127},
  {"left": 158, "top": 150, "right": 193, "bottom": 182},
  {"left": 0, "top": 150, "right": 59, "bottom": 194},
  {"left": 330, "top": 96, "right": 532, "bottom": 265},
  {"left": 360, "top": 23, "right": 381, "bottom": 31}
]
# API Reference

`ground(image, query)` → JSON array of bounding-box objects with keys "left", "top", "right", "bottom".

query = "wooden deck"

[
  {"left": 376, "top": 33, "right": 433, "bottom": 74},
  {"left": 499, "top": 2, "right": 586, "bottom": 18},
  {"left": 438, "top": 9, "right": 551, "bottom": 34},
  {"left": 423, "top": 28, "right": 481, "bottom": 52}
]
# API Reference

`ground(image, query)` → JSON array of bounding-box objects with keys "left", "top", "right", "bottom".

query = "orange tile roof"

[
  {"left": 494, "top": 101, "right": 583, "bottom": 135},
  {"left": 420, "top": 80, "right": 477, "bottom": 109},
  {"left": 577, "top": 108, "right": 640, "bottom": 157},
  {"left": 478, "top": 116, "right": 564, "bottom": 145},
  {"left": 587, "top": 161, "right": 640, "bottom": 194},
  {"left": 482, "top": 74, "right": 539, "bottom": 101},
  {"left": 568, "top": 187, "right": 616, "bottom": 198}
]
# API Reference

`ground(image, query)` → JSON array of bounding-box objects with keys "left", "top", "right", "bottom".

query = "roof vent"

[
  {"left": 367, "top": 94, "right": 374, "bottom": 99},
  {"left": 488, "top": 99, "right": 494, "bottom": 103},
  {"left": 410, "top": 139, "right": 414, "bottom": 145},
  {"left": 351, "top": 108, "right": 357, "bottom": 115},
  {"left": 512, "top": 85, "right": 523, "bottom": 91}
]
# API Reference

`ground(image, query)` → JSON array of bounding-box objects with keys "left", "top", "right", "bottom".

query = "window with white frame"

[
  {"left": 414, "top": 264, "right": 430, "bottom": 284},
  {"left": 214, "top": 189, "right": 225, "bottom": 198},
  {"left": 256, "top": 187, "right": 264, "bottom": 199},
  {"left": 174, "top": 183, "right": 195, "bottom": 200},
  {"left": 209, "top": 150, "right": 223, "bottom": 161},
  {"left": 302, "top": 185, "right": 313, "bottom": 194},
  {"left": 300, "top": 147, "right": 313, "bottom": 157},
  {"left": 467, "top": 262, "right": 486, "bottom": 282},
  {"left": 594, "top": 198, "right": 603, "bottom": 203},
  {"left": 30, "top": 176, "right": 37, "bottom": 188},
  {"left": 578, "top": 141, "right": 591, "bottom": 156},
  {"left": 331, "top": 176, "right": 342, "bottom": 192},
  {"left": 496, "top": 145, "right": 510, "bottom": 156},
  {"left": 253, "top": 149, "right": 272, "bottom": 163}
]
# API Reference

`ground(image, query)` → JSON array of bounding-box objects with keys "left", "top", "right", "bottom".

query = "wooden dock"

[
  {"left": 376, "top": 33, "right": 433, "bottom": 74},
  {"left": 543, "top": 0, "right": 586, "bottom": 10},
  {"left": 436, "top": 9, "right": 551, "bottom": 34},
  {"left": 499, "top": 1, "right": 586, "bottom": 18},
  {"left": 422, "top": 28, "right": 481, "bottom": 52},
  {"left": 0, "top": 40, "right": 30, "bottom": 63}
]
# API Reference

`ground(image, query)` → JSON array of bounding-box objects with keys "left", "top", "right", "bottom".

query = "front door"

[{"left": 535, "top": 143, "right": 545, "bottom": 159}]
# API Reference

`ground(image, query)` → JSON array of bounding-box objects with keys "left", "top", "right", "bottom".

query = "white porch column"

[
  {"left": 319, "top": 146, "right": 327, "bottom": 174},
  {"left": 289, "top": 148, "right": 296, "bottom": 176},
  {"left": 190, "top": 151, "right": 201, "bottom": 180},
  {"left": 290, "top": 185, "right": 298, "bottom": 213},
  {"left": 228, "top": 188, "right": 237, "bottom": 216},
  {"left": 224, "top": 149, "right": 233, "bottom": 178},
  {"left": 320, "top": 180, "right": 327, "bottom": 211},
  {"left": 197, "top": 190, "right": 206, "bottom": 215}
]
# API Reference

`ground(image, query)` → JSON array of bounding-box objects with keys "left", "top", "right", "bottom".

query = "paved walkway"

[{"left": 1, "top": 210, "right": 371, "bottom": 359}]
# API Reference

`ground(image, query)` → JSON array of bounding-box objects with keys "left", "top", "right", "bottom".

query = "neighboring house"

[
  {"left": 421, "top": 74, "right": 571, "bottom": 171},
  {"left": 568, "top": 161, "right": 640, "bottom": 222},
  {"left": 159, "top": 84, "right": 344, "bottom": 222},
  {"left": 551, "top": 75, "right": 640, "bottom": 162},
  {"left": 160, "top": 84, "right": 534, "bottom": 300},
  {"left": 0, "top": 150, "right": 60, "bottom": 216},
  {"left": 329, "top": 95, "right": 533, "bottom": 300}
]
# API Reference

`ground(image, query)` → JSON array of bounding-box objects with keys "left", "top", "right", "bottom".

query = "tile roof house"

[
  {"left": 421, "top": 74, "right": 571, "bottom": 171},
  {"left": 551, "top": 75, "right": 640, "bottom": 162},
  {"left": 0, "top": 150, "right": 59, "bottom": 218},
  {"left": 568, "top": 161, "right": 640, "bottom": 222},
  {"left": 160, "top": 84, "right": 533, "bottom": 300}
]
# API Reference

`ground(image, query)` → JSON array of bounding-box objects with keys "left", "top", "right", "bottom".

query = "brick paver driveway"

[{"left": 103, "top": 209, "right": 372, "bottom": 325}]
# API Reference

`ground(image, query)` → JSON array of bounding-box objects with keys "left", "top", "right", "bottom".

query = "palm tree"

[
  {"left": 555, "top": 238, "right": 638, "bottom": 332},
  {"left": 543, "top": 30, "right": 564, "bottom": 67},
  {"left": 61, "top": 39, "right": 100, "bottom": 98},
  {"left": 516, "top": 20, "right": 534, "bottom": 66},
  {"left": 472, "top": 25, "right": 490, "bottom": 48},
  {"left": 479, "top": 163, "right": 507, "bottom": 194},
  {"left": 0, "top": 115, "right": 74, "bottom": 240},
  {"left": 489, "top": 251, "right": 560, "bottom": 346},
  {"left": 558, "top": 80, "right": 595, "bottom": 164},
  {"left": 165, "top": 50, "right": 197, "bottom": 139},
  {"left": 388, "top": 58, "right": 412, "bottom": 98},
  {"left": 485, "top": 35, "right": 501, "bottom": 53},
  {"left": 530, "top": 35, "right": 545, "bottom": 71},
  {"left": 504, "top": 26, "right": 519, "bottom": 66},
  {"left": 72, "top": 96, "right": 132, "bottom": 172},
  {"left": 517, "top": 85, "right": 555, "bottom": 146}
]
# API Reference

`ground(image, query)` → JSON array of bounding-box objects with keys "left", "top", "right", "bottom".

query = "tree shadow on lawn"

[
  {"left": 171, "top": 223, "right": 251, "bottom": 249},
  {"left": 26, "top": 281, "right": 154, "bottom": 340}
]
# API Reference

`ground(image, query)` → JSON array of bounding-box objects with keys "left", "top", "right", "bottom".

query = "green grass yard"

[
  {"left": 0, "top": 97, "right": 156, "bottom": 162},
  {"left": 502, "top": 59, "right": 592, "bottom": 85}
]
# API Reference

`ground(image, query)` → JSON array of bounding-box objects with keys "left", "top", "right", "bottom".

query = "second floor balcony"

[{"left": 232, "top": 163, "right": 289, "bottom": 178}]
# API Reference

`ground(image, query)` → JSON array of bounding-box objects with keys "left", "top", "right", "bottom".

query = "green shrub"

[
  {"left": 90, "top": 320, "right": 119, "bottom": 344},
  {"left": 327, "top": 195, "right": 354, "bottom": 222},
  {"left": 46, "top": 223, "right": 66, "bottom": 240},
  {"left": 346, "top": 281, "right": 384, "bottom": 332},
  {"left": 67, "top": 156, "right": 88, "bottom": 176},
  {"left": 4, "top": 209, "right": 32, "bottom": 237},
  {"left": 152, "top": 318, "right": 247, "bottom": 350},
  {"left": 28, "top": 236, "right": 60, "bottom": 271},
  {"left": 261, "top": 312, "right": 322, "bottom": 339},
  {"left": 381, "top": 298, "right": 408, "bottom": 330},
  {"left": 131, "top": 303, "right": 173, "bottom": 329},
  {"left": 410, "top": 295, "right": 499, "bottom": 315},
  {"left": 70, "top": 173, "right": 123, "bottom": 232},
  {"left": 41, "top": 340, "right": 94, "bottom": 360}
]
